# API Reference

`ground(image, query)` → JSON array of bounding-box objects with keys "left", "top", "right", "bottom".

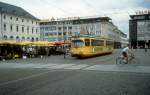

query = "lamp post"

[
  {"left": 144, "top": 20, "right": 147, "bottom": 52},
  {"left": 62, "top": 21, "right": 66, "bottom": 59},
  {"left": 0, "top": 7, "right": 3, "bottom": 40}
]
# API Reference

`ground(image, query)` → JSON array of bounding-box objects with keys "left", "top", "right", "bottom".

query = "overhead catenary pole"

[
  {"left": 144, "top": 19, "right": 147, "bottom": 52},
  {"left": 0, "top": 7, "right": 3, "bottom": 40}
]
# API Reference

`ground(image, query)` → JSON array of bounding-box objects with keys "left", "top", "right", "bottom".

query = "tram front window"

[{"left": 71, "top": 40, "right": 84, "bottom": 47}]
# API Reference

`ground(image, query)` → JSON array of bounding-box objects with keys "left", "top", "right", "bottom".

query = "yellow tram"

[{"left": 70, "top": 35, "right": 114, "bottom": 58}]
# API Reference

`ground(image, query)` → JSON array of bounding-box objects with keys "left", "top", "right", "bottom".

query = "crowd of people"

[{"left": 0, "top": 44, "right": 69, "bottom": 61}]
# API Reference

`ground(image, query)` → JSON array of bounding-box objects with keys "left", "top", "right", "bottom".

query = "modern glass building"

[{"left": 129, "top": 12, "right": 150, "bottom": 48}]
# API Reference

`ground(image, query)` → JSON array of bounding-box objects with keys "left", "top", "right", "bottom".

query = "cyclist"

[
  {"left": 121, "top": 45, "right": 133, "bottom": 64},
  {"left": 63, "top": 45, "right": 70, "bottom": 59}
]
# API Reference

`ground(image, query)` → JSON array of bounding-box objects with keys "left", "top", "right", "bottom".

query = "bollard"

[{"left": 64, "top": 52, "right": 66, "bottom": 59}]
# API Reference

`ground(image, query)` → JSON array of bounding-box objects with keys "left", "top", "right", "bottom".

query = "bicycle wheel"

[
  {"left": 116, "top": 57, "right": 123, "bottom": 64},
  {"left": 130, "top": 58, "right": 140, "bottom": 64}
]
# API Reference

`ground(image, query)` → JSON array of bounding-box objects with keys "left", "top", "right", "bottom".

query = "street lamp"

[
  {"left": 144, "top": 20, "right": 147, "bottom": 52},
  {"left": 0, "top": 7, "right": 3, "bottom": 40}
]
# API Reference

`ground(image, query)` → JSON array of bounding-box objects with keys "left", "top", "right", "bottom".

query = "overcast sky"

[{"left": 0, "top": 0, "right": 150, "bottom": 36}]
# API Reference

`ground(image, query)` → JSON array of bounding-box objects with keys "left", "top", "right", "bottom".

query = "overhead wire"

[
  {"left": 36, "top": 0, "right": 139, "bottom": 19},
  {"left": 37, "top": 0, "right": 76, "bottom": 17},
  {"left": 35, "top": 0, "right": 137, "bottom": 34}
]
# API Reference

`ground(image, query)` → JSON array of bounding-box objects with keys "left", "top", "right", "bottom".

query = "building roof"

[
  {"left": 72, "top": 17, "right": 111, "bottom": 24},
  {"left": 0, "top": 1, "right": 38, "bottom": 20},
  {"left": 40, "top": 16, "right": 111, "bottom": 25},
  {"left": 130, "top": 14, "right": 150, "bottom": 20}
]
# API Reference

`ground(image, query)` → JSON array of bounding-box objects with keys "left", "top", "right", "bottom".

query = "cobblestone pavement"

[
  {"left": 0, "top": 49, "right": 150, "bottom": 95},
  {"left": 0, "top": 49, "right": 150, "bottom": 65},
  {"left": 0, "top": 62, "right": 150, "bottom": 73}
]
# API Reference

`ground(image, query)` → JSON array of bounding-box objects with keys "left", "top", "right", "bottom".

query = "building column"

[
  {"left": 67, "top": 26, "right": 68, "bottom": 40},
  {"left": 62, "top": 25, "right": 63, "bottom": 41},
  {"left": 95, "top": 24, "right": 96, "bottom": 35},
  {"left": 56, "top": 22, "right": 58, "bottom": 41},
  {"left": 0, "top": 11, "right": 3, "bottom": 40},
  {"left": 88, "top": 24, "right": 90, "bottom": 35}
]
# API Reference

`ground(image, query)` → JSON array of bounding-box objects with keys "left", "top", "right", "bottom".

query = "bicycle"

[
  {"left": 64, "top": 48, "right": 70, "bottom": 59},
  {"left": 128, "top": 54, "right": 139, "bottom": 64},
  {"left": 116, "top": 53, "right": 139, "bottom": 65},
  {"left": 116, "top": 55, "right": 127, "bottom": 64}
]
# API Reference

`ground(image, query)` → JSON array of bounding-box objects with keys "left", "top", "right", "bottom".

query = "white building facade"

[
  {"left": 0, "top": 2, "right": 40, "bottom": 41},
  {"left": 40, "top": 17, "right": 126, "bottom": 48}
]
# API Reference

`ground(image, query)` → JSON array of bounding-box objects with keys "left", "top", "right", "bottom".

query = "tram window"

[
  {"left": 99, "top": 40, "right": 104, "bottom": 46},
  {"left": 106, "top": 41, "right": 113, "bottom": 46},
  {"left": 71, "top": 40, "right": 84, "bottom": 47},
  {"left": 85, "top": 39, "right": 90, "bottom": 46},
  {"left": 91, "top": 40, "right": 104, "bottom": 46}
]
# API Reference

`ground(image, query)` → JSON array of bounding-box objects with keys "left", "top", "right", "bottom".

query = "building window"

[
  {"left": 49, "top": 33, "right": 53, "bottom": 36},
  {"left": 10, "top": 24, "right": 13, "bottom": 32},
  {"left": 45, "top": 27, "right": 48, "bottom": 31},
  {"left": 16, "top": 25, "right": 19, "bottom": 32},
  {"left": 40, "top": 27, "right": 44, "bottom": 31},
  {"left": 31, "top": 37, "right": 34, "bottom": 41},
  {"left": 27, "top": 27, "right": 29, "bottom": 33},
  {"left": 36, "top": 37, "right": 38, "bottom": 41},
  {"left": 134, "top": 16, "right": 145, "bottom": 20},
  {"left": 137, "top": 21, "right": 145, "bottom": 33},
  {"left": 22, "top": 36, "right": 25, "bottom": 41},
  {"left": 32, "top": 28, "right": 34, "bottom": 33},
  {"left": 10, "top": 36, "right": 14, "bottom": 40},
  {"left": 10, "top": 16, "right": 12, "bottom": 20},
  {"left": 3, "top": 15, "right": 6, "bottom": 19},
  {"left": 63, "top": 32, "right": 66, "bottom": 35},
  {"left": 16, "top": 36, "right": 20, "bottom": 41},
  {"left": 63, "top": 27, "right": 67, "bottom": 30},
  {"left": 36, "top": 28, "right": 38, "bottom": 34},
  {"left": 27, "top": 19, "right": 29, "bottom": 22},
  {"left": 3, "top": 35, "right": 7, "bottom": 40},
  {"left": 27, "top": 37, "right": 30, "bottom": 41},
  {"left": 16, "top": 18, "right": 18, "bottom": 21},
  {"left": 54, "top": 32, "right": 57, "bottom": 35},
  {"left": 45, "top": 33, "right": 48, "bottom": 36},
  {"left": 22, "top": 26, "right": 24, "bottom": 33},
  {"left": 58, "top": 27, "right": 61, "bottom": 30},
  {"left": 69, "top": 32, "right": 72, "bottom": 35},
  {"left": 69, "top": 27, "right": 72, "bottom": 30},
  {"left": 4, "top": 24, "right": 6, "bottom": 31},
  {"left": 32, "top": 21, "right": 33, "bottom": 24},
  {"left": 147, "top": 22, "right": 150, "bottom": 31},
  {"left": 22, "top": 19, "right": 24, "bottom": 22},
  {"left": 58, "top": 32, "right": 62, "bottom": 35}
]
